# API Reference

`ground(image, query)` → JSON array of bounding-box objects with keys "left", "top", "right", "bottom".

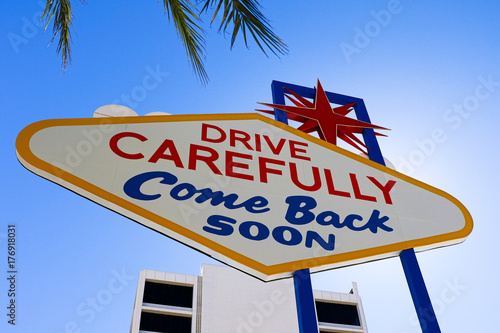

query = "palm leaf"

[
  {"left": 201, "top": 0, "right": 288, "bottom": 56},
  {"left": 41, "top": 0, "right": 286, "bottom": 83},
  {"left": 162, "top": 0, "right": 208, "bottom": 83},
  {"left": 41, "top": 0, "right": 77, "bottom": 70}
]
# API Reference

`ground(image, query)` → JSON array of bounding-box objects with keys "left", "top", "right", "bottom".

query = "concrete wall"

[{"left": 200, "top": 264, "right": 298, "bottom": 333}]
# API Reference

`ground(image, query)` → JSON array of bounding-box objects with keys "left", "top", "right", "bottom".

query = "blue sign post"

[
  {"left": 271, "top": 81, "right": 319, "bottom": 332},
  {"left": 293, "top": 269, "right": 319, "bottom": 333},
  {"left": 400, "top": 249, "right": 441, "bottom": 332},
  {"left": 269, "top": 80, "right": 441, "bottom": 333}
]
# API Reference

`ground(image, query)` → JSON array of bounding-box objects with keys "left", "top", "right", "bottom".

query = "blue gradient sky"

[{"left": 2, "top": 1, "right": 500, "bottom": 332}]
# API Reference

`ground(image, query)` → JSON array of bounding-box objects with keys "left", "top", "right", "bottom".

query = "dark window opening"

[
  {"left": 139, "top": 312, "right": 191, "bottom": 333},
  {"left": 315, "top": 301, "right": 360, "bottom": 326},
  {"left": 143, "top": 282, "right": 193, "bottom": 308}
]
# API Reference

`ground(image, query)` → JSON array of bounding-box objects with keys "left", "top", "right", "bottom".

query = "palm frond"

[
  {"left": 41, "top": 0, "right": 76, "bottom": 70},
  {"left": 201, "top": 0, "right": 288, "bottom": 56},
  {"left": 40, "top": 0, "right": 285, "bottom": 84},
  {"left": 163, "top": 0, "right": 208, "bottom": 84}
]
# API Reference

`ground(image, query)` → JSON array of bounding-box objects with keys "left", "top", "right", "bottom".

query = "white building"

[{"left": 130, "top": 264, "right": 368, "bottom": 333}]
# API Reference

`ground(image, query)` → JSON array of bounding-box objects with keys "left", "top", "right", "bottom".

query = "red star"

[{"left": 257, "top": 80, "right": 389, "bottom": 153}]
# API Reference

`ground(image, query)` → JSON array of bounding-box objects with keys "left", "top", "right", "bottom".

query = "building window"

[
  {"left": 139, "top": 312, "right": 192, "bottom": 333},
  {"left": 143, "top": 281, "right": 193, "bottom": 308},
  {"left": 315, "top": 301, "right": 360, "bottom": 326}
]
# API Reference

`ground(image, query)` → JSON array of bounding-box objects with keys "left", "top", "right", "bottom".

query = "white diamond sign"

[{"left": 16, "top": 113, "right": 472, "bottom": 281}]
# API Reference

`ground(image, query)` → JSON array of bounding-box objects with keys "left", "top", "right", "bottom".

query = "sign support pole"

[
  {"left": 271, "top": 82, "right": 319, "bottom": 333},
  {"left": 355, "top": 103, "right": 441, "bottom": 333},
  {"left": 293, "top": 269, "right": 319, "bottom": 333},
  {"left": 270, "top": 80, "right": 442, "bottom": 333},
  {"left": 399, "top": 249, "right": 441, "bottom": 332},
  {"left": 353, "top": 98, "right": 442, "bottom": 333}
]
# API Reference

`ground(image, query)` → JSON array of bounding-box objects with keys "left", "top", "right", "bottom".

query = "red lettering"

[
  {"left": 367, "top": 177, "right": 397, "bottom": 204},
  {"left": 258, "top": 157, "right": 285, "bottom": 183},
  {"left": 230, "top": 129, "right": 253, "bottom": 150},
  {"left": 350, "top": 173, "right": 377, "bottom": 202},
  {"left": 255, "top": 134, "right": 262, "bottom": 152},
  {"left": 201, "top": 123, "right": 226, "bottom": 143},
  {"left": 226, "top": 151, "right": 254, "bottom": 181},
  {"left": 148, "top": 139, "right": 184, "bottom": 167},
  {"left": 289, "top": 140, "right": 311, "bottom": 161},
  {"left": 290, "top": 163, "right": 321, "bottom": 191},
  {"left": 324, "top": 169, "right": 351, "bottom": 198},
  {"left": 109, "top": 132, "right": 147, "bottom": 159},
  {"left": 188, "top": 144, "right": 222, "bottom": 175},
  {"left": 263, "top": 136, "right": 286, "bottom": 155}
]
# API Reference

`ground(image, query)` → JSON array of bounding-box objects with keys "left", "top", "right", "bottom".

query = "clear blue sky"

[{"left": 2, "top": 1, "right": 499, "bottom": 332}]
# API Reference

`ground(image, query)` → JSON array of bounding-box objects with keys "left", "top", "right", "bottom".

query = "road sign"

[{"left": 16, "top": 113, "right": 472, "bottom": 281}]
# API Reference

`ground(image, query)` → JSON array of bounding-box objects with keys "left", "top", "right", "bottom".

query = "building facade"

[{"left": 130, "top": 264, "right": 368, "bottom": 333}]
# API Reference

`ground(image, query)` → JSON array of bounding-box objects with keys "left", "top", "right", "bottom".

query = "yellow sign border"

[{"left": 16, "top": 113, "right": 473, "bottom": 279}]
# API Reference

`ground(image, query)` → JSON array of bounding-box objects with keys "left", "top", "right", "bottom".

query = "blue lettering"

[
  {"left": 365, "top": 210, "right": 393, "bottom": 233},
  {"left": 316, "top": 211, "right": 341, "bottom": 228},
  {"left": 123, "top": 171, "right": 270, "bottom": 213},
  {"left": 284, "top": 196, "right": 316, "bottom": 225},
  {"left": 195, "top": 188, "right": 269, "bottom": 213},
  {"left": 170, "top": 183, "right": 197, "bottom": 200},
  {"left": 203, "top": 215, "right": 236, "bottom": 236},
  {"left": 284, "top": 195, "right": 392, "bottom": 234},
  {"left": 204, "top": 215, "right": 336, "bottom": 252},
  {"left": 272, "top": 226, "right": 302, "bottom": 246},
  {"left": 123, "top": 171, "right": 178, "bottom": 200},
  {"left": 239, "top": 221, "right": 270, "bottom": 241},
  {"left": 305, "top": 231, "right": 335, "bottom": 251},
  {"left": 342, "top": 214, "right": 365, "bottom": 231}
]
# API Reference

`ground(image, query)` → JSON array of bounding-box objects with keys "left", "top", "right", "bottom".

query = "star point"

[{"left": 257, "top": 80, "right": 389, "bottom": 153}]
